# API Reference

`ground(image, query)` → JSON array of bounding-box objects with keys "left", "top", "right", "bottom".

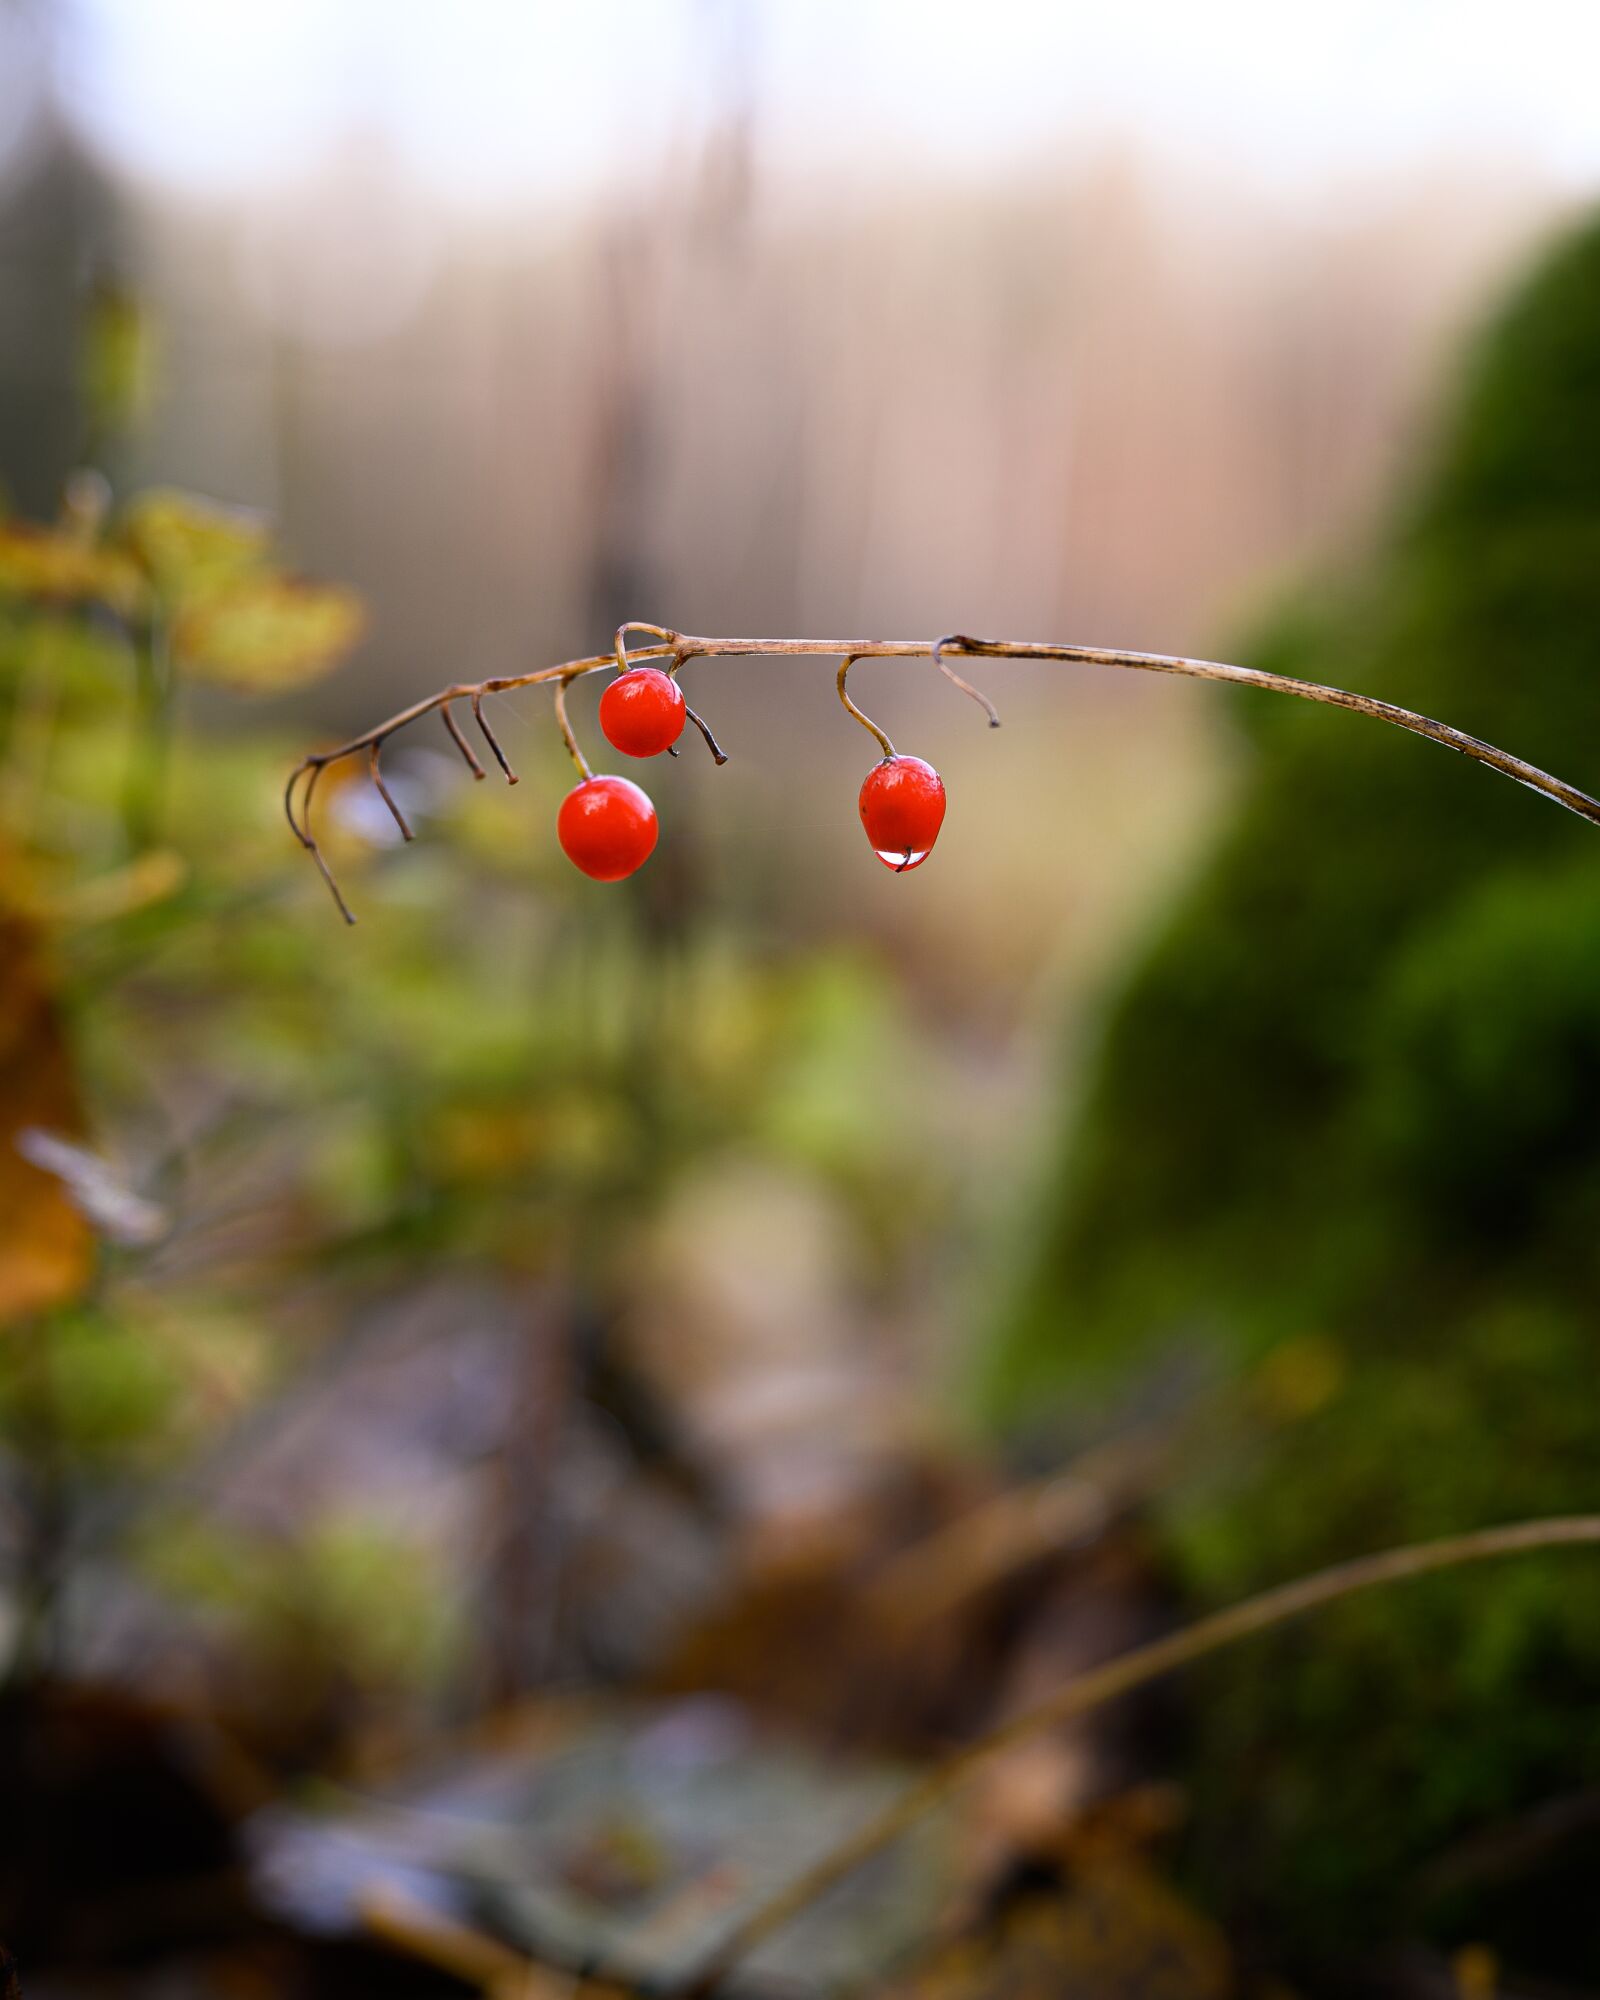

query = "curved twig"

[
  {"left": 368, "top": 739, "right": 413, "bottom": 842},
  {"left": 440, "top": 701, "right": 486, "bottom": 780},
  {"left": 683, "top": 700, "right": 729, "bottom": 766},
  {"left": 552, "top": 677, "right": 593, "bottom": 781},
  {"left": 837, "top": 655, "right": 896, "bottom": 760},
  {"left": 282, "top": 761, "right": 307, "bottom": 846},
  {"left": 286, "top": 628, "right": 1600, "bottom": 920},
  {"left": 839, "top": 642, "right": 1000, "bottom": 761},
  {"left": 283, "top": 758, "right": 356, "bottom": 926},
  {"left": 669, "top": 1514, "right": 1600, "bottom": 1997},
  {"left": 614, "top": 619, "right": 679, "bottom": 675},
  {"left": 470, "top": 692, "right": 519, "bottom": 786},
  {"left": 931, "top": 633, "right": 1002, "bottom": 726}
]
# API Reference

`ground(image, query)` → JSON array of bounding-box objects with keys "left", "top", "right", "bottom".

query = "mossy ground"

[{"left": 986, "top": 214, "right": 1600, "bottom": 1972}]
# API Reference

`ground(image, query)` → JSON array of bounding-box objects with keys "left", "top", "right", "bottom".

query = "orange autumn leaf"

[{"left": 0, "top": 896, "right": 93, "bottom": 1326}]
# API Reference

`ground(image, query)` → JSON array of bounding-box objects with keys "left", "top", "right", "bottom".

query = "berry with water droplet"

[
  {"left": 558, "top": 774, "right": 658, "bottom": 880},
  {"left": 599, "top": 667, "right": 686, "bottom": 758},
  {"left": 858, "top": 756, "right": 946, "bottom": 872}
]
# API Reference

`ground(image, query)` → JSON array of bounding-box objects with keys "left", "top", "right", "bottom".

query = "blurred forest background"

[{"left": 4, "top": 3, "right": 1600, "bottom": 1996}]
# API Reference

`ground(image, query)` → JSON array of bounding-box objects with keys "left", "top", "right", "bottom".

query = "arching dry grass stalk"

[
  {"left": 668, "top": 1515, "right": 1600, "bottom": 1997},
  {"left": 287, "top": 624, "right": 1600, "bottom": 920}
]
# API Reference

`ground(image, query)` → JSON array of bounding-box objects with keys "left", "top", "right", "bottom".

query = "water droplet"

[{"left": 875, "top": 847, "right": 930, "bottom": 872}]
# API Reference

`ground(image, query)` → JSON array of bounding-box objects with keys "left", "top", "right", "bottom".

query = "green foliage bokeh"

[{"left": 0, "top": 481, "right": 963, "bottom": 1736}]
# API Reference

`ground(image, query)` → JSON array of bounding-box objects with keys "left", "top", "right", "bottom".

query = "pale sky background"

[{"left": 8, "top": 0, "right": 1599, "bottom": 213}]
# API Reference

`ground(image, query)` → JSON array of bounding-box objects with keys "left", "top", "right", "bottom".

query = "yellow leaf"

[
  {"left": 172, "top": 573, "right": 366, "bottom": 692},
  {"left": 117, "top": 487, "right": 269, "bottom": 600},
  {"left": 0, "top": 520, "right": 147, "bottom": 619}
]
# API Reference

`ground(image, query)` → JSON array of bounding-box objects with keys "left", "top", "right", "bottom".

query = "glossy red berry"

[
  {"left": 858, "top": 755, "right": 946, "bottom": 872},
  {"left": 599, "top": 667, "right": 686, "bottom": 758},
  {"left": 557, "top": 775, "right": 658, "bottom": 881}
]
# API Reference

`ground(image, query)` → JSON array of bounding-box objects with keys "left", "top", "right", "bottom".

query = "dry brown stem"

[
  {"left": 287, "top": 627, "right": 1600, "bottom": 921},
  {"left": 670, "top": 1514, "right": 1600, "bottom": 1997}
]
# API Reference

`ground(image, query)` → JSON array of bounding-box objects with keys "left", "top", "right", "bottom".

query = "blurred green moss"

[{"left": 985, "top": 212, "right": 1600, "bottom": 1964}]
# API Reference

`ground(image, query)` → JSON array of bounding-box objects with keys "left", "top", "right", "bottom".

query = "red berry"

[
  {"left": 858, "top": 756, "right": 946, "bottom": 872},
  {"left": 557, "top": 775, "right": 658, "bottom": 881},
  {"left": 599, "top": 667, "right": 686, "bottom": 758}
]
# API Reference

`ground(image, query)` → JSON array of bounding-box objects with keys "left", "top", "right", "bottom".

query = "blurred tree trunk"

[{"left": 0, "top": 131, "right": 122, "bottom": 509}]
